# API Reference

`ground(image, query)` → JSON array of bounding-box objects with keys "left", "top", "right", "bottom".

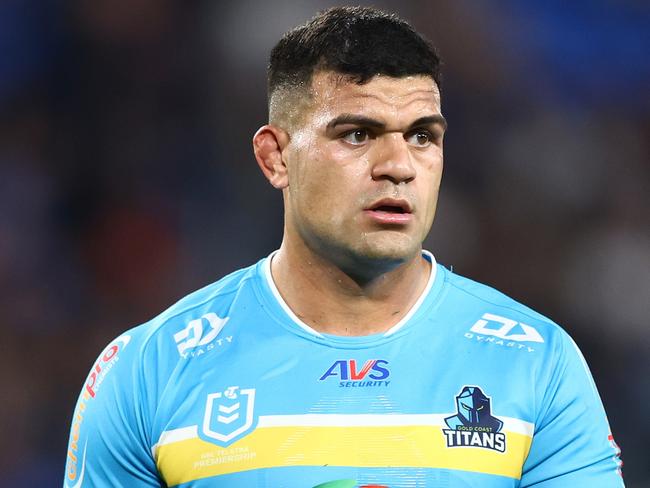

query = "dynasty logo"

[{"left": 442, "top": 386, "right": 506, "bottom": 453}]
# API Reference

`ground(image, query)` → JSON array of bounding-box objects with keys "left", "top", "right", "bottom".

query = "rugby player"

[{"left": 64, "top": 6, "right": 623, "bottom": 487}]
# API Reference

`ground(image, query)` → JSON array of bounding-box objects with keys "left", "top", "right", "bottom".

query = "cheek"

[
  {"left": 415, "top": 146, "right": 443, "bottom": 174},
  {"left": 417, "top": 146, "right": 444, "bottom": 171},
  {"left": 290, "top": 156, "right": 341, "bottom": 220},
  {"left": 418, "top": 157, "right": 444, "bottom": 217},
  {"left": 301, "top": 145, "right": 367, "bottom": 206}
]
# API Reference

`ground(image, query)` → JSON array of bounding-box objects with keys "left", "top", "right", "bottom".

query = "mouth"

[
  {"left": 366, "top": 199, "right": 413, "bottom": 214},
  {"left": 364, "top": 199, "right": 413, "bottom": 225}
]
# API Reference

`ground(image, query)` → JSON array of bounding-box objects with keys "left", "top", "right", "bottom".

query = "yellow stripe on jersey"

[{"left": 155, "top": 423, "right": 533, "bottom": 486}]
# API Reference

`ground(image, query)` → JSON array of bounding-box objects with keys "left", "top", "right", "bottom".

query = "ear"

[{"left": 253, "top": 125, "right": 290, "bottom": 189}]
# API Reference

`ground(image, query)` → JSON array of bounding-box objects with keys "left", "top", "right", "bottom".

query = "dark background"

[{"left": 1, "top": 0, "right": 648, "bottom": 486}]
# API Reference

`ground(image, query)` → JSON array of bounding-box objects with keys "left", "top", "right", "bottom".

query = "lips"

[
  {"left": 366, "top": 198, "right": 413, "bottom": 214},
  {"left": 364, "top": 198, "right": 414, "bottom": 225}
]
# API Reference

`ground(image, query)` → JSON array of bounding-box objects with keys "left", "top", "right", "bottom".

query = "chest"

[{"left": 152, "top": 333, "right": 535, "bottom": 487}]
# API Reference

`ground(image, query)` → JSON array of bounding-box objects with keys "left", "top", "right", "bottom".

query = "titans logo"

[{"left": 442, "top": 386, "right": 506, "bottom": 453}]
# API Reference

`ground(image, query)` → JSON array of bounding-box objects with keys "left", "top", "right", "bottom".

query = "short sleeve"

[
  {"left": 520, "top": 330, "right": 624, "bottom": 487},
  {"left": 63, "top": 332, "right": 161, "bottom": 487}
]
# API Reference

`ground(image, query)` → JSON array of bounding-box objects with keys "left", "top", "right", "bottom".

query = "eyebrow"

[
  {"left": 326, "top": 114, "right": 385, "bottom": 130},
  {"left": 410, "top": 115, "right": 448, "bottom": 132},
  {"left": 326, "top": 113, "right": 447, "bottom": 132}
]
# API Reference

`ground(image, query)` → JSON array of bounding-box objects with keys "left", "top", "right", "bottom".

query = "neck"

[{"left": 270, "top": 237, "right": 431, "bottom": 336}]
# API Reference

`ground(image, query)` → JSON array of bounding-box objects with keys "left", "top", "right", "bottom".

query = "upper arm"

[
  {"left": 63, "top": 333, "right": 162, "bottom": 488},
  {"left": 520, "top": 332, "right": 623, "bottom": 487}
]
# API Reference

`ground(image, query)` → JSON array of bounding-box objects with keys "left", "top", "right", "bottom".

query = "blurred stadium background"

[{"left": 1, "top": 0, "right": 648, "bottom": 486}]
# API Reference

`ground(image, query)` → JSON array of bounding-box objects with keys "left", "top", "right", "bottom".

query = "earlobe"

[{"left": 253, "top": 125, "right": 290, "bottom": 189}]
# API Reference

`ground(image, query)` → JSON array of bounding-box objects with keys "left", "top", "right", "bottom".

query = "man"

[{"left": 64, "top": 7, "right": 623, "bottom": 487}]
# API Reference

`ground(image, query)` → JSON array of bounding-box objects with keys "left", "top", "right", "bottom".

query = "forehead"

[{"left": 308, "top": 71, "right": 441, "bottom": 118}]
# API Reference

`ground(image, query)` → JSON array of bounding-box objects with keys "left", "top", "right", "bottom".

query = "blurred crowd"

[{"left": 1, "top": 1, "right": 648, "bottom": 486}]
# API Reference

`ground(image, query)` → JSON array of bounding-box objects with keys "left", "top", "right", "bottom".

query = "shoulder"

[
  {"left": 94, "top": 259, "right": 265, "bottom": 389},
  {"left": 74, "top": 259, "right": 267, "bottom": 437},
  {"left": 131, "top": 260, "right": 262, "bottom": 350},
  {"left": 436, "top": 265, "right": 572, "bottom": 351},
  {"left": 433, "top": 266, "right": 600, "bottom": 417},
  {"left": 64, "top": 260, "right": 266, "bottom": 487}
]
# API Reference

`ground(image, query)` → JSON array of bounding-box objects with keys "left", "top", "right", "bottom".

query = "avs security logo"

[
  {"left": 442, "top": 386, "right": 506, "bottom": 453},
  {"left": 202, "top": 386, "right": 256, "bottom": 446},
  {"left": 174, "top": 312, "right": 232, "bottom": 359},
  {"left": 319, "top": 360, "right": 390, "bottom": 388}
]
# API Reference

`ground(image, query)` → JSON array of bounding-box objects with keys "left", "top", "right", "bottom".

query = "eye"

[
  {"left": 406, "top": 130, "right": 433, "bottom": 147},
  {"left": 341, "top": 129, "right": 371, "bottom": 145}
]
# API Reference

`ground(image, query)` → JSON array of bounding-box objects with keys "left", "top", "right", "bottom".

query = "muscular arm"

[
  {"left": 520, "top": 331, "right": 623, "bottom": 487},
  {"left": 63, "top": 332, "right": 162, "bottom": 488}
]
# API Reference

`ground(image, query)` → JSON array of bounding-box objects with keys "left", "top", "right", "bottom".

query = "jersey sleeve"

[
  {"left": 520, "top": 329, "right": 624, "bottom": 487},
  {"left": 63, "top": 330, "right": 161, "bottom": 488}
]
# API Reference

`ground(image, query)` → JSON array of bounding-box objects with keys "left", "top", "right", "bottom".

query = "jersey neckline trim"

[{"left": 261, "top": 249, "right": 438, "bottom": 341}]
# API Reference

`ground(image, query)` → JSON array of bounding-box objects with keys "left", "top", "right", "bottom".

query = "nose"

[{"left": 370, "top": 133, "right": 416, "bottom": 184}]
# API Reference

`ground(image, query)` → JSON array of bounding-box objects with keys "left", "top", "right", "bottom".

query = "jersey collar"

[{"left": 262, "top": 249, "right": 438, "bottom": 339}]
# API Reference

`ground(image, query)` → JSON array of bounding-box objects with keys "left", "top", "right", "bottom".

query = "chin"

[
  {"left": 305, "top": 226, "right": 421, "bottom": 270},
  {"left": 352, "top": 234, "right": 419, "bottom": 264}
]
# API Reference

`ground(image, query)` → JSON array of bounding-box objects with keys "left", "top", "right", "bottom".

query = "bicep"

[
  {"left": 63, "top": 334, "right": 162, "bottom": 488},
  {"left": 520, "top": 335, "right": 623, "bottom": 487}
]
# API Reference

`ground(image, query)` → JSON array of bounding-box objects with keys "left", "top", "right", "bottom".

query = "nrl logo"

[{"left": 202, "top": 386, "right": 256, "bottom": 445}]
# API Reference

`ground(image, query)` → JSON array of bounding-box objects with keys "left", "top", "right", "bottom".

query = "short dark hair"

[{"left": 268, "top": 6, "right": 442, "bottom": 121}]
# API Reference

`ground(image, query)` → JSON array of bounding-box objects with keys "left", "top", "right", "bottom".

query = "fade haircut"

[{"left": 268, "top": 6, "right": 442, "bottom": 129}]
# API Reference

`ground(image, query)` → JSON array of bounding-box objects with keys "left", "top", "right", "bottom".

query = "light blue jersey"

[{"left": 63, "top": 252, "right": 623, "bottom": 487}]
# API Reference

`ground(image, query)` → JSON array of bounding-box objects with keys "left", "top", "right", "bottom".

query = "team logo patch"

[
  {"left": 442, "top": 386, "right": 506, "bottom": 453},
  {"left": 202, "top": 386, "right": 256, "bottom": 446},
  {"left": 319, "top": 359, "right": 390, "bottom": 388}
]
